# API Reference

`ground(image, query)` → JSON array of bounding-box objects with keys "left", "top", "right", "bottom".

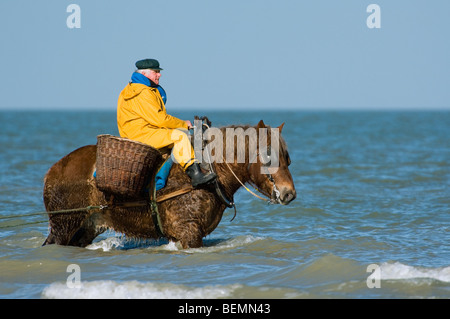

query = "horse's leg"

[
  {"left": 68, "top": 226, "right": 105, "bottom": 247},
  {"left": 43, "top": 182, "right": 109, "bottom": 247},
  {"left": 42, "top": 232, "right": 56, "bottom": 245},
  {"left": 179, "top": 224, "right": 204, "bottom": 249},
  {"left": 43, "top": 145, "right": 105, "bottom": 247},
  {"left": 159, "top": 190, "right": 225, "bottom": 249},
  {"left": 157, "top": 201, "right": 204, "bottom": 249}
]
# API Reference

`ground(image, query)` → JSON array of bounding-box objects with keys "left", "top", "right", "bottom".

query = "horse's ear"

[
  {"left": 256, "top": 120, "right": 266, "bottom": 128},
  {"left": 278, "top": 122, "right": 285, "bottom": 133}
]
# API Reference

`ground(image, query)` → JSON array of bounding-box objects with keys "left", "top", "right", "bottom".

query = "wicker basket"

[{"left": 95, "top": 134, "right": 163, "bottom": 198}]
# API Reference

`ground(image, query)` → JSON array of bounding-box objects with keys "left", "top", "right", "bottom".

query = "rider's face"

[{"left": 142, "top": 69, "right": 161, "bottom": 85}]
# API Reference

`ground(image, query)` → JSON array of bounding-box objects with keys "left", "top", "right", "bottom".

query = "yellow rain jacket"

[{"left": 117, "top": 82, "right": 195, "bottom": 169}]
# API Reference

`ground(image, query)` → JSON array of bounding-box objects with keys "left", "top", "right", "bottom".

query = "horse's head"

[{"left": 247, "top": 120, "right": 296, "bottom": 205}]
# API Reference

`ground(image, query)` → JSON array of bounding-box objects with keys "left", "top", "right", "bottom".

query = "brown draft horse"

[{"left": 42, "top": 120, "right": 296, "bottom": 249}]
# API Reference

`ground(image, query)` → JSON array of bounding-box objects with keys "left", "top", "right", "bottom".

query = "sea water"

[{"left": 0, "top": 110, "right": 449, "bottom": 299}]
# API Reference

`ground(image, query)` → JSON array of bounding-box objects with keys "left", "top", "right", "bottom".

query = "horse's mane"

[{"left": 216, "top": 124, "right": 288, "bottom": 158}]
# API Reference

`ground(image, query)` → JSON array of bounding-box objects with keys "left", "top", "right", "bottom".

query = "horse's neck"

[
  {"left": 210, "top": 125, "right": 254, "bottom": 197},
  {"left": 214, "top": 161, "right": 250, "bottom": 197}
]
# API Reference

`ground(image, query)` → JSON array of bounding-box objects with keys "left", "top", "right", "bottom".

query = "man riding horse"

[
  {"left": 117, "top": 58, "right": 217, "bottom": 188},
  {"left": 42, "top": 58, "right": 295, "bottom": 248}
]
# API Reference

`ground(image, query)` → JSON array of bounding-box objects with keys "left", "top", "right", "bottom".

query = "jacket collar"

[
  {"left": 131, "top": 72, "right": 153, "bottom": 87},
  {"left": 131, "top": 72, "right": 167, "bottom": 104}
]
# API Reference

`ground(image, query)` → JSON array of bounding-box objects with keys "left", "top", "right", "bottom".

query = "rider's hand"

[{"left": 185, "top": 120, "right": 193, "bottom": 129}]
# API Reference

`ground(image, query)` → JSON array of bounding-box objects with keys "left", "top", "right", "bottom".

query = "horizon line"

[{"left": 1, "top": 106, "right": 450, "bottom": 112}]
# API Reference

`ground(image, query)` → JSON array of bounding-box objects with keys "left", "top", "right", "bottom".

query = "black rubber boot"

[{"left": 186, "top": 163, "right": 217, "bottom": 187}]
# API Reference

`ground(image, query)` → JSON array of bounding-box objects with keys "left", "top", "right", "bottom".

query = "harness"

[
  {"left": 262, "top": 168, "right": 281, "bottom": 204},
  {"left": 254, "top": 149, "right": 282, "bottom": 205}
]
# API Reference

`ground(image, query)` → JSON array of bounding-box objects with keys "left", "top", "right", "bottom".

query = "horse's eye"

[
  {"left": 259, "top": 147, "right": 272, "bottom": 166},
  {"left": 260, "top": 151, "right": 271, "bottom": 165},
  {"left": 259, "top": 147, "right": 281, "bottom": 167}
]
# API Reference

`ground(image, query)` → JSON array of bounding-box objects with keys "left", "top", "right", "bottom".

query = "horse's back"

[
  {"left": 45, "top": 145, "right": 96, "bottom": 181},
  {"left": 43, "top": 145, "right": 97, "bottom": 211}
]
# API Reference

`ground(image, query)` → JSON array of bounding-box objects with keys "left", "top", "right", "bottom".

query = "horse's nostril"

[
  {"left": 291, "top": 190, "right": 297, "bottom": 201},
  {"left": 281, "top": 189, "right": 296, "bottom": 204},
  {"left": 285, "top": 193, "right": 293, "bottom": 202}
]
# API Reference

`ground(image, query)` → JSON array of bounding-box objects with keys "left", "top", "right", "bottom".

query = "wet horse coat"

[{"left": 42, "top": 120, "right": 296, "bottom": 248}]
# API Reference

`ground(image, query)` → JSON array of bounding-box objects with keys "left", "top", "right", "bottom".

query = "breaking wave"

[
  {"left": 42, "top": 280, "right": 241, "bottom": 299},
  {"left": 374, "top": 262, "right": 450, "bottom": 283}
]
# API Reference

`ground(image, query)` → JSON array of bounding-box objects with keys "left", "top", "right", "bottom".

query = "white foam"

[
  {"left": 86, "top": 236, "right": 170, "bottom": 252},
  {"left": 374, "top": 262, "right": 450, "bottom": 283},
  {"left": 41, "top": 280, "right": 241, "bottom": 299},
  {"left": 159, "top": 240, "right": 183, "bottom": 251},
  {"left": 85, "top": 235, "right": 263, "bottom": 253},
  {"left": 86, "top": 237, "right": 125, "bottom": 251}
]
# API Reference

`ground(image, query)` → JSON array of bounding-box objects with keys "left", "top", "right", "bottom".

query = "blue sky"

[{"left": 0, "top": 0, "right": 449, "bottom": 111}]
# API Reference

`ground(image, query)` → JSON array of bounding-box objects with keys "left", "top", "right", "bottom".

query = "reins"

[{"left": 223, "top": 160, "right": 268, "bottom": 202}]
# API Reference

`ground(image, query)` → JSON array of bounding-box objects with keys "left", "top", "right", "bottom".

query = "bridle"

[
  {"left": 248, "top": 150, "right": 282, "bottom": 205},
  {"left": 224, "top": 149, "right": 281, "bottom": 205}
]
